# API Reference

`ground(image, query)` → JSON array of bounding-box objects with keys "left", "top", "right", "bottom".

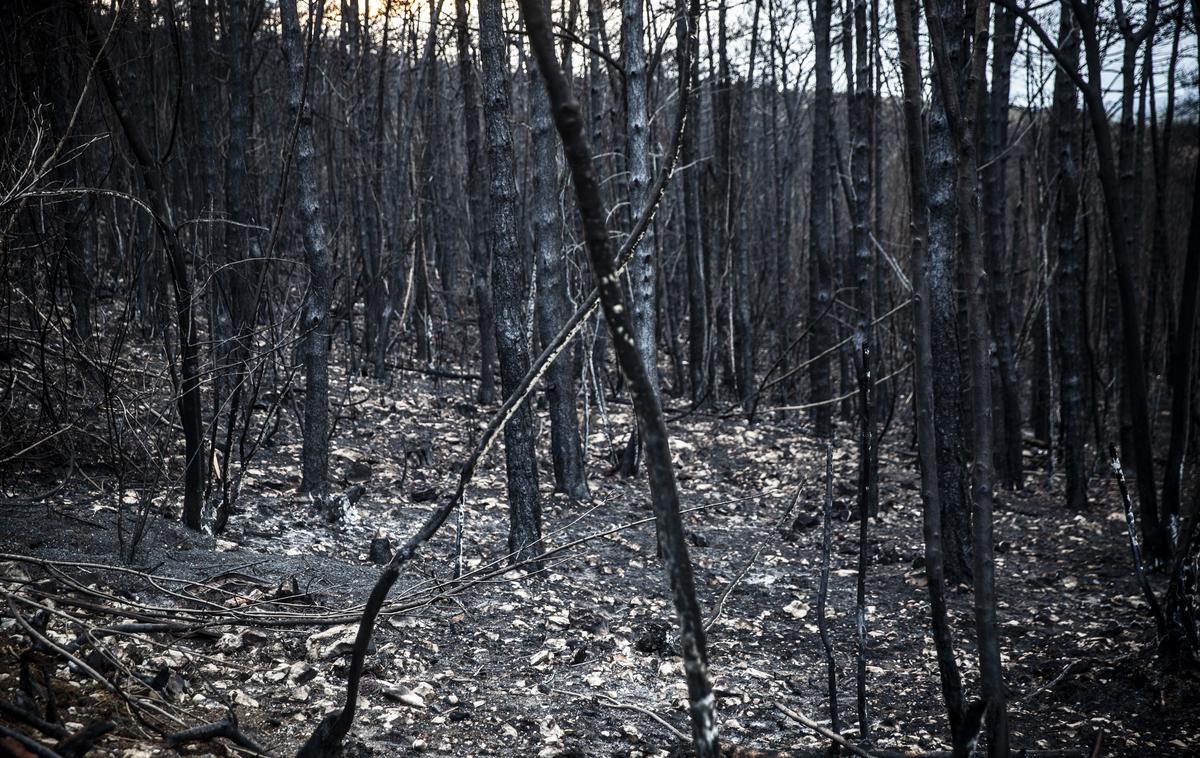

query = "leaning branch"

[{"left": 516, "top": 0, "right": 718, "bottom": 754}]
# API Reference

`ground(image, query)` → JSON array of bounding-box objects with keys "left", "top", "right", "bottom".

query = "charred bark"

[
  {"left": 893, "top": 0, "right": 969, "bottom": 748},
  {"left": 455, "top": 0, "right": 496, "bottom": 405},
  {"left": 480, "top": 0, "right": 542, "bottom": 564},
  {"left": 529, "top": 24, "right": 589, "bottom": 500},
  {"left": 923, "top": 0, "right": 1010, "bottom": 749},
  {"left": 808, "top": 0, "right": 835, "bottom": 438},
  {"left": 1048, "top": 6, "right": 1087, "bottom": 511},
  {"left": 982, "top": 4, "right": 1023, "bottom": 490},
  {"left": 280, "top": 0, "right": 332, "bottom": 497},
  {"left": 618, "top": 0, "right": 657, "bottom": 475},
  {"left": 925, "top": 0, "right": 971, "bottom": 586},
  {"left": 850, "top": 0, "right": 876, "bottom": 734}
]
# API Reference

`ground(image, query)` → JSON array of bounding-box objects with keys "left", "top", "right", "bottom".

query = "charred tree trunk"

[
  {"left": 923, "top": 0, "right": 1010, "bottom": 749},
  {"left": 280, "top": 0, "right": 332, "bottom": 497},
  {"left": 529, "top": 19, "right": 589, "bottom": 500},
  {"left": 732, "top": 0, "right": 761, "bottom": 414},
  {"left": 74, "top": 3, "right": 207, "bottom": 530},
  {"left": 619, "top": 0, "right": 657, "bottom": 475},
  {"left": 683, "top": 48, "right": 707, "bottom": 404},
  {"left": 982, "top": 4, "right": 1023, "bottom": 490},
  {"left": 710, "top": 0, "right": 734, "bottom": 400},
  {"left": 207, "top": 0, "right": 256, "bottom": 505},
  {"left": 1164, "top": 158, "right": 1199, "bottom": 526},
  {"left": 187, "top": 0, "right": 219, "bottom": 280},
  {"left": 61, "top": 169, "right": 94, "bottom": 345},
  {"left": 850, "top": 0, "right": 876, "bottom": 736},
  {"left": 479, "top": 0, "right": 542, "bottom": 564},
  {"left": 1144, "top": 10, "right": 1182, "bottom": 369},
  {"left": 416, "top": 8, "right": 439, "bottom": 367},
  {"left": 1049, "top": 5, "right": 1087, "bottom": 511},
  {"left": 48, "top": 40, "right": 94, "bottom": 346},
  {"left": 622, "top": 0, "right": 656, "bottom": 394},
  {"left": 585, "top": 0, "right": 611, "bottom": 400},
  {"left": 808, "top": 0, "right": 835, "bottom": 438},
  {"left": 925, "top": 0, "right": 971, "bottom": 586},
  {"left": 221, "top": 0, "right": 257, "bottom": 354},
  {"left": 893, "top": 0, "right": 969, "bottom": 749},
  {"left": 1160, "top": 4, "right": 1193, "bottom": 526},
  {"left": 851, "top": 0, "right": 878, "bottom": 514},
  {"left": 456, "top": 0, "right": 496, "bottom": 405}
]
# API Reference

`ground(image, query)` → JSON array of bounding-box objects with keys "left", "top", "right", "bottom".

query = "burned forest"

[{"left": 1, "top": 0, "right": 1198, "bottom": 756}]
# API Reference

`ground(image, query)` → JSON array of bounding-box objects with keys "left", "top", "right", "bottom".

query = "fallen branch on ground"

[
  {"left": 552, "top": 688, "right": 688, "bottom": 743},
  {"left": 165, "top": 715, "right": 266, "bottom": 755},
  {"left": 0, "top": 724, "right": 65, "bottom": 758},
  {"left": 774, "top": 702, "right": 874, "bottom": 758}
]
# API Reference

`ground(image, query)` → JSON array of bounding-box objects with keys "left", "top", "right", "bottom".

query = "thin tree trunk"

[
  {"left": 49, "top": 47, "right": 94, "bottom": 345},
  {"left": 61, "top": 178, "right": 94, "bottom": 344},
  {"left": 732, "top": 0, "right": 761, "bottom": 413},
  {"left": 808, "top": 0, "right": 835, "bottom": 438},
  {"left": 983, "top": 4, "right": 1023, "bottom": 489},
  {"left": 683, "top": 47, "right": 707, "bottom": 403},
  {"left": 1159, "top": 3, "right": 1191, "bottom": 525},
  {"left": 622, "top": 0, "right": 657, "bottom": 393},
  {"left": 222, "top": 0, "right": 256, "bottom": 347},
  {"left": 585, "top": 0, "right": 611, "bottom": 399},
  {"left": 417, "top": 3, "right": 438, "bottom": 367},
  {"left": 280, "top": 0, "right": 331, "bottom": 497},
  {"left": 817, "top": 442, "right": 840, "bottom": 743},
  {"left": 530, "top": 16, "right": 589, "bottom": 500},
  {"left": 480, "top": 0, "right": 542, "bottom": 564},
  {"left": 766, "top": 2, "right": 791, "bottom": 405},
  {"left": 456, "top": 0, "right": 497, "bottom": 404},
  {"left": 710, "top": 0, "right": 734, "bottom": 400},
  {"left": 619, "top": 0, "right": 656, "bottom": 475},
  {"left": 1163, "top": 159, "right": 1199, "bottom": 527},
  {"left": 187, "top": 0, "right": 220, "bottom": 324},
  {"left": 851, "top": 0, "right": 876, "bottom": 494},
  {"left": 850, "top": 0, "right": 876, "bottom": 736},
  {"left": 1049, "top": 4, "right": 1087, "bottom": 511},
  {"left": 925, "top": 0, "right": 971, "bottom": 586}
]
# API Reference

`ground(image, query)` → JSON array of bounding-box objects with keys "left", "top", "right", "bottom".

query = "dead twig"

[
  {"left": 705, "top": 544, "right": 765, "bottom": 632},
  {"left": 552, "top": 687, "right": 688, "bottom": 743},
  {"left": 774, "top": 702, "right": 875, "bottom": 758}
]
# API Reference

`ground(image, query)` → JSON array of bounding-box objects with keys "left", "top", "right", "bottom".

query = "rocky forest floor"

[{"left": 1, "top": 370, "right": 1198, "bottom": 757}]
